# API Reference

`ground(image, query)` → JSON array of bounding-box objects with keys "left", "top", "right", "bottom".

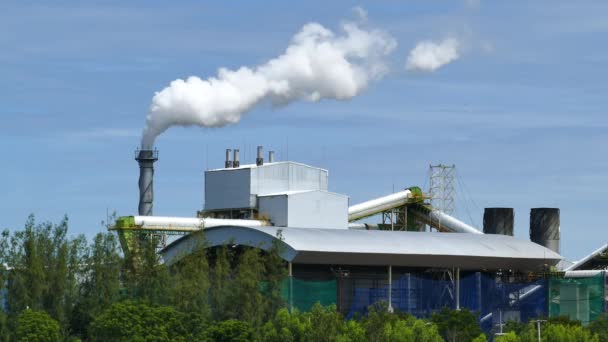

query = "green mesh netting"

[
  {"left": 281, "top": 277, "right": 337, "bottom": 312},
  {"left": 548, "top": 274, "right": 605, "bottom": 325}
]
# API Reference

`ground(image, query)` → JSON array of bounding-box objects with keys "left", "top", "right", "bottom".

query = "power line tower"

[{"left": 429, "top": 164, "right": 456, "bottom": 215}]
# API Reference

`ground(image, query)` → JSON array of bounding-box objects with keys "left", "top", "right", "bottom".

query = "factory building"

[{"left": 112, "top": 146, "right": 607, "bottom": 329}]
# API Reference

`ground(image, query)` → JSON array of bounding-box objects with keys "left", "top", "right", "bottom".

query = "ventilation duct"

[
  {"left": 483, "top": 208, "right": 514, "bottom": 236},
  {"left": 530, "top": 208, "right": 560, "bottom": 254}
]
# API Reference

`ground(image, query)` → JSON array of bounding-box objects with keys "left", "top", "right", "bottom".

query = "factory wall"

[
  {"left": 258, "top": 190, "right": 348, "bottom": 229},
  {"left": 204, "top": 161, "right": 329, "bottom": 211},
  {"left": 204, "top": 168, "right": 252, "bottom": 210}
]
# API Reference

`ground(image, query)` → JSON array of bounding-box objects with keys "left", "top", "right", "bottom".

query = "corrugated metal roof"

[{"left": 162, "top": 226, "right": 562, "bottom": 271}]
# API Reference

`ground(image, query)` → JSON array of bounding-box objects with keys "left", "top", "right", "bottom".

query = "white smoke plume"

[
  {"left": 141, "top": 19, "right": 396, "bottom": 148},
  {"left": 406, "top": 38, "right": 460, "bottom": 72}
]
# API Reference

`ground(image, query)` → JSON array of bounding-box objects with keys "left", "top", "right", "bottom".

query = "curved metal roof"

[{"left": 162, "top": 226, "right": 562, "bottom": 271}]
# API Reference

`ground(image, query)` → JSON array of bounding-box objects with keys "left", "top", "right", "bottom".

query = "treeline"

[{"left": 0, "top": 216, "right": 607, "bottom": 341}]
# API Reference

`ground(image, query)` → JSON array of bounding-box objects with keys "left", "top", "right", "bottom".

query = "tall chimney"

[
  {"left": 268, "top": 150, "right": 275, "bottom": 163},
  {"left": 530, "top": 208, "right": 560, "bottom": 254},
  {"left": 135, "top": 149, "right": 158, "bottom": 216},
  {"left": 256, "top": 146, "right": 264, "bottom": 166},
  {"left": 483, "top": 208, "right": 514, "bottom": 236},
  {"left": 233, "top": 149, "right": 240, "bottom": 168},
  {"left": 225, "top": 149, "right": 233, "bottom": 168}
]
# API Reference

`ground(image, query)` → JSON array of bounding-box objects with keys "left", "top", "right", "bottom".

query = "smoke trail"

[
  {"left": 141, "top": 19, "right": 396, "bottom": 148},
  {"left": 406, "top": 38, "right": 460, "bottom": 72}
]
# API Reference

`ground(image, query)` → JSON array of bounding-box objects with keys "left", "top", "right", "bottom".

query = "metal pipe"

[
  {"left": 348, "top": 223, "right": 379, "bottom": 230},
  {"left": 410, "top": 207, "right": 482, "bottom": 234},
  {"left": 348, "top": 190, "right": 481, "bottom": 234},
  {"left": 455, "top": 267, "right": 460, "bottom": 310},
  {"left": 225, "top": 149, "right": 233, "bottom": 168},
  {"left": 113, "top": 215, "right": 266, "bottom": 232},
  {"left": 135, "top": 149, "right": 158, "bottom": 216},
  {"left": 233, "top": 149, "right": 240, "bottom": 168},
  {"left": 256, "top": 145, "right": 264, "bottom": 166},
  {"left": 289, "top": 262, "right": 293, "bottom": 312},
  {"left": 388, "top": 265, "right": 394, "bottom": 313},
  {"left": 564, "top": 270, "right": 606, "bottom": 278},
  {"left": 348, "top": 190, "right": 412, "bottom": 221},
  {"left": 268, "top": 150, "right": 275, "bottom": 163}
]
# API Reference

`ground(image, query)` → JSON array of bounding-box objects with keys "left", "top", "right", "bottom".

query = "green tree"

[
  {"left": 232, "top": 247, "right": 266, "bottom": 327},
  {"left": 541, "top": 323, "right": 598, "bottom": 342},
  {"left": 205, "top": 319, "right": 255, "bottom": 342},
  {"left": 71, "top": 232, "right": 122, "bottom": 338},
  {"left": 260, "top": 308, "right": 311, "bottom": 342},
  {"left": 305, "top": 303, "right": 364, "bottom": 342},
  {"left": 209, "top": 245, "right": 233, "bottom": 320},
  {"left": 588, "top": 313, "right": 608, "bottom": 342},
  {"left": 430, "top": 307, "right": 482, "bottom": 342},
  {"left": 361, "top": 303, "right": 441, "bottom": 342},
  {"left": 471, "top": 333, "right": 487, "bottom": 342},
  {"left": 89, "top": 301, "right": 192, "bottom": 342},
  {"left": 169, "top": 236, "right": 210, "bottom": 318},
  {"left": 0, "top": 312, "right": 9, "bottom": 342},
  {"left": 495, "top": 331, "right": 520, "bottom": 342},
  {"left": 15, "top": 309, "right": 61, "bottom": 342},
  {"left": 123, "top": 235, "right": 170, "bottom": 305},
  {"left": 263, "top": 231, "right": 288, "bottom": 320}
]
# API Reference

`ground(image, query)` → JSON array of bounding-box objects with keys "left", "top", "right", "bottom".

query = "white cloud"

[{"left": 406, "top": 38, "right": 460, "bottom": 72}]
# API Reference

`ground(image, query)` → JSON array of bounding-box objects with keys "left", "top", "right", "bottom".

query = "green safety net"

[
  {"left": 548, "top": 274, "right": 605, "bottom": 325},
  {"left": 280, "top": 277, "right": 337, "bottom": 312}
]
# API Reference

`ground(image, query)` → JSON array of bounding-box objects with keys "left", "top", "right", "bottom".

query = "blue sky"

[{"left": 1, "top": 1, "right": 607, "bottom": 261}]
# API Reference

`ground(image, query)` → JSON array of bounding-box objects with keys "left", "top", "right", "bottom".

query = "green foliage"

[
  {"left": 205, "top": 319, "right": 254, "bottom": 342},
  {"left": 15, "top": 309, "right": 61, "bottom": 342},
  {"left": 262, "top": 307, "right": 319, "bottom": 342},
  {"left": 89, "top": 301, "right": 194, "bottom": 342},
  {"left": 123, "top": 235, "right": 170, "bottom": 305},
  {"left": 263, "top": 231, "right": 288, "bottom": 320},
  {"left": 430, "top": 307, "right": 482, "bottom": 342},
  {"left": 548, "top": 315, "right": 582, "bottom": 327},
  {"left": 541, "top": 323, "right": 598, "bottom": 342},
  {"left": 0, "top": 312, "right": 10, "bottom": 342},
  {"left": 588, "top": 314, "right": 608, "bottom": 342},
  {"left": 504, "top": 320, "right": 528, "bottom": 335},
  {"left": 232, "top": 248, "right": 266, "bottom": 326},
  {"left": 471, "top": 333, "right": 487, "bottom": 342},
  {"left": 169, "top": 236, "right": 210, "bottom": 318},
  {"left": 361, "top": 303, "right": 442, "bottom": 342},
  {"left": 495, "top": 331, "right": 520, "bottom": 342},
  {"left": 71, "top": 232, "right": 121, "bottom": 338},
  {"left": 209, "top": 245, "right": 233, "bottom": 320}
]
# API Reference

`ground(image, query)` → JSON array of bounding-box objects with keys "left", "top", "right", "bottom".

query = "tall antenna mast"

[{"left": 429, "top": 164, "right": 456, "bottom": 215}]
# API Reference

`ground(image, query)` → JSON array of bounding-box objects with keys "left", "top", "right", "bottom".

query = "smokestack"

[
  {"left": 256, "top": 146, "right": 264, "bottom": 166},
  {"left": 135, "top": 149, "right": 158, "bottom": 216},
  {"left": 225, "top": 149, "right": 233, "bottom": 168},
  {"left": 530, "top": 208, "right": 560, "bottom": 254},
  {"left": 233, "top": 149, "right": 240, "bottom": 168},
  {"left": 483, "top": 208, "right": 514, "bottom": 236},
  {"left": 268, "top": 150, "right": 275, "bottom": 163}
]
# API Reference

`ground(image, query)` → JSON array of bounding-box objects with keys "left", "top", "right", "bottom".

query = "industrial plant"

[{"left": 112, "top": 146, "right": 608, "bottom": 332}]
